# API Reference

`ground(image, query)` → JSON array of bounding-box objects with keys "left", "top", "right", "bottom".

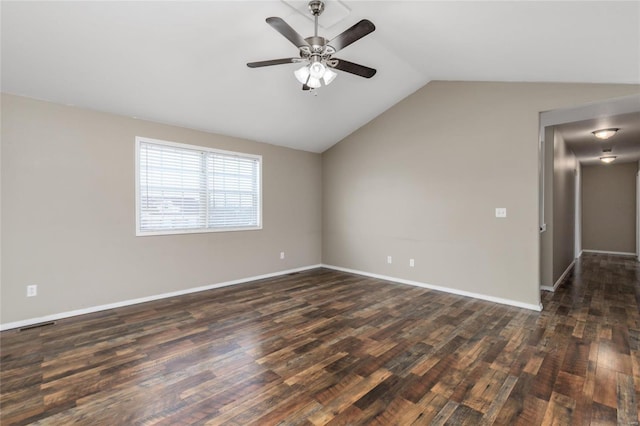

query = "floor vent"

[{"left": 19, "top": 321, "right": 56, "bottom": 331}]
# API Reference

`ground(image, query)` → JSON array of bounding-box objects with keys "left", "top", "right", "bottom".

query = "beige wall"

[
  {"left": 323, "top": 81, "right": 639, "bottom": 308},
  {"left": 3, "top": 81, "right": 639, "bottom": 324},
  {"left": 582, "top": 162, "right": 637, "bottom": 254},
  {"left": 552, "top": 130, "right": 576, "bottom": 282},
  {"left": 540, "top": 127, "right": 578, "bottom": 289},
  {"left": 1, "top": 94, "right": 322, "bottom": 325}
]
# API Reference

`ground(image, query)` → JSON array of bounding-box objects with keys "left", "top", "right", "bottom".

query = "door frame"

[{"left": 538, "top": 94, "right": 640, "bottom": 291}]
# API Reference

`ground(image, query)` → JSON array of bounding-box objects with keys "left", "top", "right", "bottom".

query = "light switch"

[{"left": 495, "top": 208, "right": 507, "bottom": 218}]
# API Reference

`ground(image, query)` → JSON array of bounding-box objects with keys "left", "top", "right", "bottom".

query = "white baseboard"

[
  {"left": 321, "top": 264, "right": 542, "bottom": 312},
  {"left": 582, "top": 249, "right": 636, "bottom": 256},
  {"left": 541, "top": 259, "right": 575, "bottom": 293},
  {"left": 0, "top": 264, "right": 322, "bottom": 331}
]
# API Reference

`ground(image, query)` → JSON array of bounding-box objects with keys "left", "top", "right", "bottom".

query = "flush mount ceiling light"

[
  {"left": 599, "top": 148, "right": 616, "bottom": 164},
  {"left": 600, "top": 155, "right": 617, "bottom": 163},
  {"left": 592, "top": 128, "right": 619, "bottom": 140},
  {"left": 247, "top": 0, "right": 376, "bottom": 92}
]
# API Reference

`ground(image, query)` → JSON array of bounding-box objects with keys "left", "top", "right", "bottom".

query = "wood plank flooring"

[{"left": 1, "top": 253, "right": 639, "bottom": 425}]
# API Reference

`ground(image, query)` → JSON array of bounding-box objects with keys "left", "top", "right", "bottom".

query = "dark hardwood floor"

[{"left": 1, "top": 253, "right": 639, "bottom": 425}]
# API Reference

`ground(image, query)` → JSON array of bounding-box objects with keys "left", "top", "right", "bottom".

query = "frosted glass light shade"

[
  {"left": 592, "top": 128, "right": 619, "bottom": 140},
  {"left": 294, "top": 61, "right": 336, "bottom": 88},
  {"left": 294, "top": 66, "right": 310, "bottom": 84},
  {"left": 600, "top": 156, "right": 617, "bottom": 163},
  {"left": 307, "top": 76, "right": 321, "bottom": 88},
  {"left": 323, "top": 68, "right": 337, "bottom": 85},
  {"left": 309, "top": 62, "right": 326, "bottom": 79}
]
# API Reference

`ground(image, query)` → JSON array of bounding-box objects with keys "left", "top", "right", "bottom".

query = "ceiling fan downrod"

[{"left": 309, "top": 0, "right": 324, "bottom": 37}]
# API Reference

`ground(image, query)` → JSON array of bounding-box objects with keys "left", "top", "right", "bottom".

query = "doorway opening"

[{"left": 538, "top": 94, "right": 640, "bottom": 292}]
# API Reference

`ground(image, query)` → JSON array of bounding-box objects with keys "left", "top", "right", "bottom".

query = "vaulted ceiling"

[{"left": 2, "top": 1, "right": 639, "bottom": 153}]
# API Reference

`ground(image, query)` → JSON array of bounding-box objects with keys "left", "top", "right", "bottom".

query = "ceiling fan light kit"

[{"left": 247, "top": 0, "right": 376, "bottom": 92}]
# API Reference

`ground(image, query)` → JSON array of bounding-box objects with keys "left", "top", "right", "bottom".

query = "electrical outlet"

[
  {"left": 387, "top": 256, "right": 392, "bottom": 264},
  {"left": 280, "top": 252, "right": 285, "bottom": 260},
  {"left": 495, "top": 208, "right": 507, "bottom": 218},
  {"left": 409, "top": 259, "right": 415, "bottom": 267},
  {"left": 27, "top": 285, "right": 37, "bottom": 297}
]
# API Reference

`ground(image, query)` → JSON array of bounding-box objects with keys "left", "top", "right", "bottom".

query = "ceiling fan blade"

[
  {"left": 331, "top": 58, "right": 377, "bottom": 78},
  {"left": 247, "top": 58, "right": 299, "bottom": 68},
  {"left": 266, "top": 17, "right": 310, "bottom": 48},
  {"left": 328, "top": 19, "right": 375, "bottom": 53}
]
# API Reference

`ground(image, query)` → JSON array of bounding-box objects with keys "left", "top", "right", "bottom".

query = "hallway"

[{"left": 538, "top": 252, "right": 640, "bottom": 424}]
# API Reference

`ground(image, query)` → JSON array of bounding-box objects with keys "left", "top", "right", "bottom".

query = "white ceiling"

[{"left": 2, "top": 1, "right": 639, "bottom": 153}]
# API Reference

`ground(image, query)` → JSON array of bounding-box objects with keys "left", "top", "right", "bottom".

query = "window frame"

[{"left": 135, "top": 136, "right": 262, "bottom": 236}]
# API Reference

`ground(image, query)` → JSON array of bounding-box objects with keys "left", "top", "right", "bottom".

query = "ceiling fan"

[{"left": 247, "top": 0, "right": 376, "bottom": 91}]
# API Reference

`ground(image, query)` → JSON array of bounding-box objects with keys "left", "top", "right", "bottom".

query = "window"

[{"left": 136, "top": 137, "right": 261, "bottom": 235}]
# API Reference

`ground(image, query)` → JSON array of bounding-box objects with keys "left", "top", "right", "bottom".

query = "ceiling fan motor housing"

[{"left": 303, "top": 36, "right": 334, "bottom": 55}]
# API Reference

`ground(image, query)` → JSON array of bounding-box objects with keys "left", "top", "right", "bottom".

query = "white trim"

[
  {"left": 539, "top": 130, "right": 545, "bottom": 231},
  {"left": 135, "top": 225, "right": 263, "bottom": 237},
  {"left": 541, "top": 259, "right": 575, "bottom": 292},
  {"left": 574, "top": 163, "right": 581, "bottom": 258},
  {"left": 0, "top": 265, "right": 322, "bottom": 331},
  {"left": 578, "top": 250, "right": 584, "bottom": 258},
  {"left": 539, "top": 94, "right": 640, "bottom": 129},
  {"left": 321, "top": 264, "right": 542, "bottom": 312},
  {"left": 582, "top": 249, "right": 636, "bottom": 256}
]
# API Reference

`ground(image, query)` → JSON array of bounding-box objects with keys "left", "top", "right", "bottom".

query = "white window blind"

[{"left": 136, "top": 137, "right": 261, "bottom": 235}]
